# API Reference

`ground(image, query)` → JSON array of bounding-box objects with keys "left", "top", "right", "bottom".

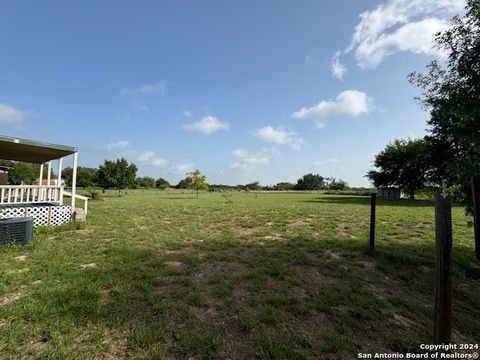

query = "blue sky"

[{"left": 0, "top": 0, "right": 466, "bottom": 186}]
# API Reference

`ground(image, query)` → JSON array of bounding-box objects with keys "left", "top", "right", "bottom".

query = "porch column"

[
  {"left": 39, "top": 163, "right": 44, "bottom": 201},
  {"left": 47, "top": 161, "right": 52, "bottom": 201},
  {"left": 39, "top": 163, "right": 44, "bottom": 185},
  {"left": 71, "top": 152, "right": 78, "bottom": 214},
  {"left": 47, "top": 161, "right": 52, "bottom": 186},
  {"left": 58, "top": 158, "right": 63, "bottom": 205}
]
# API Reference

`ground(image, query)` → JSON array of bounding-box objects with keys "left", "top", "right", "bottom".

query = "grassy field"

[{"left": 0, "top": 190, "right": 479, "bottom": 359}]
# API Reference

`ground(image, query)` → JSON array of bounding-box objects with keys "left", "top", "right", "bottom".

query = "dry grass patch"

[{"left": 0, "top": 292, "right": 23, "bottom": 307}]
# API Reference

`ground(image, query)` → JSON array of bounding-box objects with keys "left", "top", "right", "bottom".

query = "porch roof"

[{"left": 0, "top": 135, "right": 77, "bottom": 163}]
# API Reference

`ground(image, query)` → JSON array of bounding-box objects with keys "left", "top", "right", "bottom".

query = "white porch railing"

[
  {"left": 0, "top": 185, "right": 63, "bottom": 204},
  {"left": 63, "top": 190, "right": 89, "bottom": 215}
]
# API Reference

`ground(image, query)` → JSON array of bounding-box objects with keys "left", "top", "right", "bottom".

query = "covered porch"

[{"left": 0, "top": 135, "right": 88, "bottom": 226}]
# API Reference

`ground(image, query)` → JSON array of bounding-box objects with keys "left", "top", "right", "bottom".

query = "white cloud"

[
  {"left": 105, "top": 140, "right": 130, "bottom": 150},
  {"left": 182, "top": 109, "right": 193, "bottom": 118},
  {"left": 171, "top": 163, "right": 194, "bottom": 174},
  {"left": 0, "top": 103, "right": 29, "bottom": 128},
  {"left": 291, "top": 90, "right": 372, "bottom": 128},
  {"left": 230, "top": 148, "right": 271, "bottom": 171},
  {"left": 330, "top": 51, "right": 347, "bottom": 80},
  {"left": 120, "top": 81, "right": 166, "bottom": 95},
  {"left": 254, "top": 126, "right": 305, "bottom": 151},
  {"left": 346, "top": 0, "right": 465, "bottom": 69},
  {"left": 136, "top": 151, "right": 167, "bottom": 167},
  {"left": 133, "top": 101, "right": 149, "bottom": 112},
  {"left": 182, "top": 115, "right": 230, "bottom": 135}
]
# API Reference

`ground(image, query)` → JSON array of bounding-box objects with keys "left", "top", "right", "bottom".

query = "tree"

[
  {"left": 245, "top": 181, "right": 261, "bottom": 191},
  {"left": 63, "top": 167, "right": 97, "bottom": 188},
  {"left": 96, "top": 158, "right": 137, "bottom": 195},
  {"left": 367, "top": 139, "right": 432, "bottom": 200},
  {"left": 185, "top": 169, "right": 209, "bottom": 198},
  {"left": 175, "top": 177, "right": 193, "bottom": 189},
  {"left": 135, "top": 176, "right": 156, "bottom": 188},
  {"left": 329, "top": 179, "right": 348, "bottom": 190},
  {"left": 0, "top": 160, "right": 40, "bottom": 185},
  {"left": 156, "top": 178, "right": 170, "bottom": 190},
  {"left": 409, "top": 0, "right": 480, "bottom": 209},
  {"left": 274, "top": 182, "right": 295, "bottom": 191},
  {"left": 295, "top": 173, "right": 325, "bottom": 190}
]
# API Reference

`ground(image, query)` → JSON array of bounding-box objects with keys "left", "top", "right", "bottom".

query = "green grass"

[{"left": 0, "top": 190, "right": 479, "bottom": 359}]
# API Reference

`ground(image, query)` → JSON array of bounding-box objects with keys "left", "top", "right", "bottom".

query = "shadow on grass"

[
  {"left": 159, "top": 196, "right": 198, "bottom": 200},
  {"left": 3, "top": 226, "right": 479, "bottom": 359},
  {"left": 301, "top": 195, "right": 441, "bottom": 208}
]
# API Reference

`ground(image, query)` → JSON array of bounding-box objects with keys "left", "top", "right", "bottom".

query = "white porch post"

[
  {"left": 58, "top": 158, "right": 63, "bottom": 205},
  {"left": 47, "top": 161, "right": 52, "bottom": 186},
  {"left": 39, "top": 163, "right": 44, "bottom": 201},
  {"left": 47, "top": 161, "right": 52, "bottom": 201},
  {"left": 71, "top": 152, "right": 78, "bottom": 214},
  {"left": 39, "top": 163, "right": 44, "bottom": 185}
]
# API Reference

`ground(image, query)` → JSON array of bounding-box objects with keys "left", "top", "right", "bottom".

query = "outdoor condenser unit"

[{"left": 0, "top": 217, "right": 34, "bottom": 245}]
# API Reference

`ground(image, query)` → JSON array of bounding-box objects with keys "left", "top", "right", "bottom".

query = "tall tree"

[
  {"left": 175, "top": 177, "right": 193, "bottom": 189},
  {"left": 97, "top": 158, "right": 137, "bottom": 195},
  {"left": 367, "top": 139, "right": 432, "bottom": 200},
  {"left": 135, "top": 176, "right": 156, "bottom": 188},
  {"left": 63, "top": 167, "right": 98, "bottom": 188},
  {"left": 156, "top": 178, "right": 170, "bottom": 190},
  {"left": 245, "top": 181, "right": 261, "bottom": 191},
  {"left": 295, "top": 173, "right": 324, "bottom": 190},
  {"left": 0, "top": 160, "right": 40, "bottom": 185},
  {"left": 186, "top": 169, "right": 209, "bottom": 198},
  {"left": 409, "top": 0, "right": 480, "bottom": 209},
  {"left": 274, "top": 182, "right": 295, "bottom": 191}
]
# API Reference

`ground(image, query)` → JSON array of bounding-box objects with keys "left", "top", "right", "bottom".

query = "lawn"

[{"left": 0, "top": 191, "right": 479, "bottom": 359}]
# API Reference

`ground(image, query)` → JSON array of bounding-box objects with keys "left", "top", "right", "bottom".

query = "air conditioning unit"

[{"left": 0, "top": 217, "right": 34, "bottom": 245}]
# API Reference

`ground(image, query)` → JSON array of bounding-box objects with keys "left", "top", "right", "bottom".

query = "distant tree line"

[
  {"left": 1, "top": 157, "right": 350, "bottom": 195},
  {"left": 207, "top": 175, "right": 348, "bottom": 192}
]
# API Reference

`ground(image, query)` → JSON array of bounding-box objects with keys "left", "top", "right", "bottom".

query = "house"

[{"left": 0, "top": 135, "right": 88, "bottom": 226}]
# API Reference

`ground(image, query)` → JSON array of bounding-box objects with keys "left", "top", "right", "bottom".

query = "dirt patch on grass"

[
  {"left": 164, "top": 261, "right": 183, "bottom": 267},
  {"left": 80, "top": 263, "right": 97, "bottom": 269},
  {"left": 336, "top": 230, "right": 357, "bottom": 239},
  {"left": 286, "top": 219, "right": 313, "bottom": 231},
  {"left": 335, "top": 223, "right": 357, "bottom": 239},
  {"left": 14, "top": 255, "right": 28, "bottom": 261},
  {"left": 393, "top": 313, "right": 415, "bottom": 327},
  {"left": 76, "top": 228, "right": 95, "bottom": 235},
  {"left": 0, "top": 292, "right": 22, "bottom": 307},
  {"left": 233, "top": 282, "right": 249, "bottom": 303},
  {"left": 27, "top": 337, "right": 49, "bottom": 354},
  {"left": 230, "top": 223, "right": 257, "bottom": 236},
  {"left": 262, "top": 232, "right": 286, "bottom": 241},
  {"left": 6, "top": 268, "right": 29, "bottom": 274},
  {"left": 394, "top": 222, "right": 433, "bottom": 232},
  {"left": 196, "top": 260, "right": 247, "bottom": 281},
  {"left": 359, "top": 260, "right": 376, "bottom": 270},
  {"left": 203, "top": 223, "right": 224, "bottom": 237},
  {"left": 288, "top": 310, "right": 333, "bottom": 356},
  {"left": 188, "top": 304, "right": 253, "bottom": 360},
  {"left": 163, "top": 245, "right": 194, "bottom": 255},
  {"left": 323, "top": 250, "right": 342, "bottom": 260},
  {"left": 293, "top": 265, "right": 337, "bottom": 286},
  {"left": 103, "top": 329, "right": 129, "bottom": 359}
]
